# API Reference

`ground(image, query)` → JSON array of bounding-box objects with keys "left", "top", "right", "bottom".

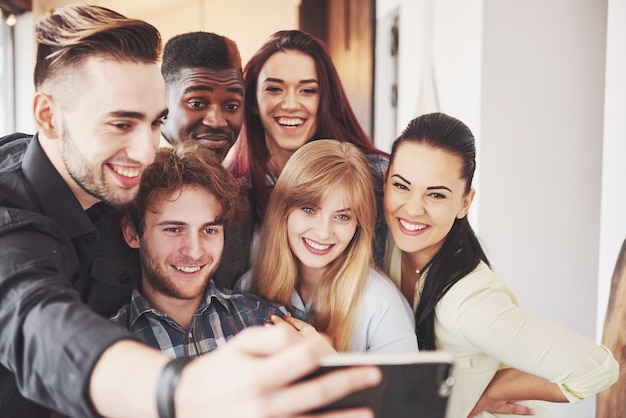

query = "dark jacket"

[{"left": 0, "top": 133, "right": 135, "bottom": 417}]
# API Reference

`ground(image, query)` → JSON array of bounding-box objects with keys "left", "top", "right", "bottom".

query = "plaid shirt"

[{"left": 111, "top": 280, "right": 288, "bottom": 358}]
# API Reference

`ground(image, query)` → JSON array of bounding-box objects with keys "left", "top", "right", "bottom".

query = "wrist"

[{"left": 156, "top": 357, "right": 193, "bottom": 418}]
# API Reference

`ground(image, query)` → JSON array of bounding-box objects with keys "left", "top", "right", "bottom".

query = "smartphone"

[{"left": 308, "top": 351, "right": 455, "bottom": 418}]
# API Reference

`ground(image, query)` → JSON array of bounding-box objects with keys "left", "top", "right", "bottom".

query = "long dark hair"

[
  {"left": 389, "top": 113, "right": 490, "bottom": 350},
  {"left": 228, "top": 30, "right": 385, "bottom": 222}
]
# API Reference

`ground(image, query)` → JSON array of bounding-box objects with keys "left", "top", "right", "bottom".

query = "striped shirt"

[{"left": 111, "top": 280, "right": 288, "bottom": 358}]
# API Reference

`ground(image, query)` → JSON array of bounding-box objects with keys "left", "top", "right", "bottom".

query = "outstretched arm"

[
  {"left": 443, "top": 269, "right": 619, "bottom": 404},
  {"left": 91, "top": 326, "right": 381, "bottom": 418}
]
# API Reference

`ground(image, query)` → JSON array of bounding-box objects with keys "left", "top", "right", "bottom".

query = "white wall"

[
  {"left": 0, "top": 12, "right": 35, "bottom": 136},
  {"left": 481, "top": 2, "right": 607, "bottom": 416},
  {"left": 13, "top": 12, "right": 35, "bottom": 134},
  {"left": 480, "top": 0, "right": 606, "bottom": 330},
  {"left": 374, "top": 0, "right": 483, "bottom": 224},
  {"left": 376, "top": 1, "right": 619, "bottom": 418},
  {"left": 598, "top": 0, "right": 626, "bottom": 341},
  {"left": 375, "top": 0, "right": 482, "bottom": 153},
  {"left": 0, "top": 15, "right": 9, "bottom": 136}
]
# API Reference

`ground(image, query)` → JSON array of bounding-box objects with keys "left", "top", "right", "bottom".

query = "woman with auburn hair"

[
  {"left": 237, "top": 140, "right": 416, "bottom": 352},
  {"left": 383, "top": 112, "right": 619, "bottom": 417},
  {"left": 227, "top": 29, "right": 388, "bottom": 266}
]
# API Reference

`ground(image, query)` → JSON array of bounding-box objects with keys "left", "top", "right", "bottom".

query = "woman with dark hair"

[
  {"left": 227, "top": 29, "right": 388, "bottom": 265},
  {"left": 383, "top": 113, "right": 618, "bottom": 417}
]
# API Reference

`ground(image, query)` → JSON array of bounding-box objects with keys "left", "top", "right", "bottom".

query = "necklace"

[
  {"left": 402, "top": 253, "right": 423, "bottom": 276},
  {"left": 400, "top": 255, "right": 422, "bottom": 306}
]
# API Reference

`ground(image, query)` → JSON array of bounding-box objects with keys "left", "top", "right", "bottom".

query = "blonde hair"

[{"left": 251, "top": 140, "right": 376, "bottom": 351}]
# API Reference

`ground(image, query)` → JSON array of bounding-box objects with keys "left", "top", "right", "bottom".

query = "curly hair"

[{"left": 123, "top": 142, "right": 248, "bottom": 237}]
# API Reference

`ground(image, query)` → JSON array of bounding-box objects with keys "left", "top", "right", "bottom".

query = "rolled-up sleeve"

[{"left": 437, "top": 264, "right": 619, "bottom": 402}]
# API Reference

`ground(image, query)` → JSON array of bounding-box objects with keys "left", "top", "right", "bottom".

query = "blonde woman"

[{"left": 237, "top": 140, "right": 416, "bottom": 352}]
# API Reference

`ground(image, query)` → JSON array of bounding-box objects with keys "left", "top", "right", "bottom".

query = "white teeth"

[
  {"left": 175, "top": 265, "right": 201, "bottom": 273},
  {"left": 277, "top": 117, "right": 304, "bottom": 127},
  {"left": 112, "top": 166, "right": 141, "bottom": 178},
  {"left": 304, "top": 238, "right": 330, "bottom": 251},
  {"left": 399, "top": 219, "right": 427, "bottom": 232}
]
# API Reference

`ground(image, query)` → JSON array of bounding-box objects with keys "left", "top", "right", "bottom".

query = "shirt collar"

[
  {"left": 127, "top": 280, "right": 240, "bottom": 329},
  {"left": 290, "top": 289, "right": 314, "bottom": 323},
  {"left": 197, "top": 281, "right": 238, "bottom": 314},
  {"left": 22, "top": 134, "right": 95, "bottom": 239}
]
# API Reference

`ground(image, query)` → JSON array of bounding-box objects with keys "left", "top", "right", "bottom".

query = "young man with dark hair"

[{"left": 160, "top": 31, "right": 244, "bottom": 161}]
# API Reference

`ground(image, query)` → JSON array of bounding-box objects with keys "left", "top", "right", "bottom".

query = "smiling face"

[
  {"left": 45, "top": 58, "right": 167, "bottom": 208},
  {"left": 286, "top": 186, "right": 357, "bottom": 280},
  {"left": 124, "top": 185, "right": 224, "bottom": 306},
  {"left": 256, "top": 50, "right": 319, "bottom": 167},
  {"left": 384, "top": 142, "right": 474, "bottom": 268},
  {"left": 162, "top": 67, "right": 244, "bottom": 161}
]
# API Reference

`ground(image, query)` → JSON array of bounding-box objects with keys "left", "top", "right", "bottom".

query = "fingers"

[
  {"left": 254, "top": 327, "right": 339, "bottom": 390},
  {"left": 226, "top": 325, "right": 300, "bottom": 356},
  {"left": 270, "top": 314, "right": 313, "bottom": 334},
  {"left": 263, "top": 365, "right": 382, "bottom": 417},
  {"left": 468, "top": 400, "right": 535, "bottom": 418},
  {"left": 499, "top": 402, "right": 535, "bottom": 416},
  {"left": 270, "top": 314, "right": 301, "bottom": 331},
  {"left": 269, "top": 315, "right": 337, "bottom": 357},
  {"left": 209, "top": 324, "right": 337, "bottom": 393},
  {"left": 177, "top": 325, "right": 380, "bottom": 418},
  {"left": 277, "top": 315, "right": 311, "bottom": 332},
  {"left": 298, "top": 407, "right": 374, "bottom": 418}
]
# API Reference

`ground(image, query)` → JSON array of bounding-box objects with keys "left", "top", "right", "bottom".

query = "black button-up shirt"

[{"left": 0, "top": 134, "right": 136, "bottom": 417}]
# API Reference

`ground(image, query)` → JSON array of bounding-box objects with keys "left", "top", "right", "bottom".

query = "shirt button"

[{"left": 118, "top": 273, "right": 131, "bottom": 285}]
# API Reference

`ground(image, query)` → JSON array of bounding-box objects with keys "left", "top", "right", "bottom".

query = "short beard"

[
  {"left": 59, "top": 122, "right": 115, "bottom": 205},
  {"left": 139, "top": 245, "right": 213, "bottom": 301}
]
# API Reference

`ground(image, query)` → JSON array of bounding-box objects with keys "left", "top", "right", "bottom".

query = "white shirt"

[{"left": 384, "top": 238, "right": 619, "bottom": 417}]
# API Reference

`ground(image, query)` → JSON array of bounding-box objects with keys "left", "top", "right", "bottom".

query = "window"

[{"left": 0, "top": 11, "right": 15, "bottom": 136}]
